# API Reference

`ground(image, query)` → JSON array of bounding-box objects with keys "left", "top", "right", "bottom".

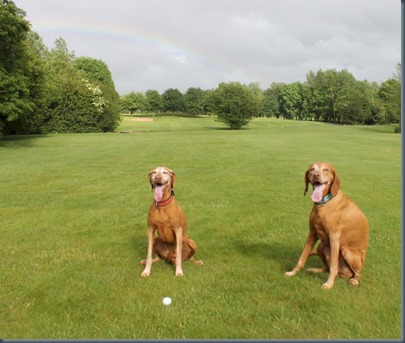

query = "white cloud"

[{"left": 16, "top": 0, "right": 401, "bottom": 94}]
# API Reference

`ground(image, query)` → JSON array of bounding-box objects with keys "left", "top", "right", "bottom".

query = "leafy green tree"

[
  {"left": 356, "top": 81, "right": 383, "bottom": 125},
  {"left": 203, "top": 89, "right": 215, "bottom": 116},
  {"left": 74, "top": 57, "right": 121, "bottom": 131},
  {"left": 260, "top": 83, "right": 283, "bottom": 118},
  {"left": 40, "top": 38, "right": 115, "bottom": 133},
  {"left": 305, "top": 68, "right": 363, "bottom": 123},
  {"left": 304, "top": 71, "right": 324, "bottom": 121},
  {"left": 279, "top": 82, "right": 305, "bottom": 120},
  {"left": 318, "top": 69, "right": 341, "bottom": 123},
  {"left": 305, "top": 69, "right": 339, "bottom": 122},
  {"left": 379, "top": 78, "right": 401, "bottom": 124},
  {"left": 120, "top": 92, "right": 146, "bottom": 115},
  {"left": 144, "top": 89, "right": 163, "bottom": 113},
  {"left": 335, "top": 82, "right": 364, "bottom": 124},
  {"left": 394, "top": 63, "right": 401, "bottom": 81},
  {"left": 209, "top": 82, "right": 260, "bottom": 129},
  {"left": 162, "top": 88, "right": 185, "bottom": 113},
  {"left": 0, "top": 0, "right": 33, "bottom": 134},
  {"left": 260, "top": 88, "right": 276, "bottom": 117},
  {"left": 184, "top": 87, "right": 206, "bottom": 115},
  {"left": 394, "top": 62, "right": 401, "bottom": 131},
  {"left": 247, "top": 82, "right": 264, "bottom": 117},
  {"left": 74, "top": 57, "right": 115, "bottom": 88},
  {"left": 335, "top": 70, "right": 363, "bottom": 124},
  {"left": 7, "top": 31, "right": 49, "bottom": 134}
]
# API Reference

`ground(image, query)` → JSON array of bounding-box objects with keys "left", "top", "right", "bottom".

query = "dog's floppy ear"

[
  {"left": 167, "top": 168, "right": 176, "bottom": 188},
  {"left": 148, "top": 169, "right": 155, "bottom": 189},
  {"left": 304, "top": 169, "right": 310, "bottom": 196},
  {"left": 330, "top": 170, "right": 340, "bottom": 197}
]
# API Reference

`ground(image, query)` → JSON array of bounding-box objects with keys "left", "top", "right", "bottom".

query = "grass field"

[{"left": 0, "top": 115, "right": 401, "bottom": 339}]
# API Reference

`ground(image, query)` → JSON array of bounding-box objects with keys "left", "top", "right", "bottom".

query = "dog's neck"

[
  {"left": 155, "top": 189, "right": 175, "bottom": 207},
  {"left": 313, "top": 192, "right": 333, "bottom": 206}
]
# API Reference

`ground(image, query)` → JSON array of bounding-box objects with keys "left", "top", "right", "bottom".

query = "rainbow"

[{"left": 30, "top": 18, "right": 268, "bottom": 87}]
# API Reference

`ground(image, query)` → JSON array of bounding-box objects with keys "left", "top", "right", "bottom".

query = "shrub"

[{"left": 208, "top": 82, "right": 260, "bottom": 129}]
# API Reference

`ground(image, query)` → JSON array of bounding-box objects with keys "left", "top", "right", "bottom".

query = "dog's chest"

[
  {"left": 147, "top": 204, "right": 186, "bottom": 242},
  {"left": 156, "top": 224, "right": 177, "bottom": 242},
  {"left": 310, "top": 206, "right": 337, "bottom": 241}
]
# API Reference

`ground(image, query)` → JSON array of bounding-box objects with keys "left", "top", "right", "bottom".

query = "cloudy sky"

[{"left": 16, "top": 0, "right": 401, "bottom": 95}]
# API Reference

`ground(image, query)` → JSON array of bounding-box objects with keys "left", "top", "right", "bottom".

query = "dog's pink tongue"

[
  {"left": 154, "top": 186, "right": 164, "bottom": 202},
  {"left": 311, "top": 184, "right": 325, "bottom": 202}
]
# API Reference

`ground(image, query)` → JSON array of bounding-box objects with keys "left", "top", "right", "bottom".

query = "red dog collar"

[{"left": 155, "top": 191, "right": 175, "bottom": 207}]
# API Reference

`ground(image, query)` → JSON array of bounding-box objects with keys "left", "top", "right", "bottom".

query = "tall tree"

[
  {"left": 184, "top": 87, "right": 206, "bottom": 115},
  {"left": 357, "top": 80, "right": 383, "bottom": 125},
  {"left": 7, "top": 31, "right": 49, "bottom": 134},
  {"left": 144, "top": 89, "right": 163, "bottom": 113},
  {"left": 279, "top": 82, "right": 305, "bottom": 120},
  {"left": 74, "top": 57, "right": 121, "bottom": 131},
  {"left": 42, "top": 38, "right": 118, "bottom": 133},
  {"left": 379, "top": 78, "right": 401, "bottom": 124},
  {"left": 261, "top": 83, "right": 283, "bottom": 118},
  {"left": 305, "top": 69, "right": 361, "bottom": 123},
  {"left": 74, "top": 57, "right": 115, "bottom": 89},
  {"left": 0, "top": 0, "right": 33, "bottom": 134},
  {"left": 120, "top": 92, "right": 145, "bottom": 115},
  {"left": 247, "top": 82, "right": 264, "bottom": 117},
  {"left": 333, "top": 71, "right": 366, "bottom": 124},
  {"left": 162, "top": 88, "right": 185, "bottom": 113}
]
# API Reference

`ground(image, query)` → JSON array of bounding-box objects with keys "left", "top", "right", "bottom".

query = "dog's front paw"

[
  {"left": 285, "top": 271, "right": 296, "bottom": 277},
  {"left": 175, "top": 269, "right": 184, "bottom": 277},
  {"left": 321, "top": 282, "right": 333, "bottom": 290},
  {"left": 348, "top": 278, "right": 359, "bottom": 286},
  {"left": 141, "top": 270, "right": 150, "bottom": 277}
]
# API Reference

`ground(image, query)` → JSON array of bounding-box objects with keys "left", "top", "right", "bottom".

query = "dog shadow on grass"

[
  {"left": 132, "top": 226, "right": 148, "bottom": 260},
  {"left": 233, "top": 239, "right": 322, "bottom": 273}
]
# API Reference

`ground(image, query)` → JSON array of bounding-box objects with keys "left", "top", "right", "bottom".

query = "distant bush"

[{"left": 207, "top": 82, "right": 261, "bottom": 130}]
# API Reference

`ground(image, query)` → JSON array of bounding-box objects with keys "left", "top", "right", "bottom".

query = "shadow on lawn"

[
  {"left": 0, "top": 134, "right": 50, "bottom": 148},
  {"left": 234, "top": 240, "right": 309, "bottom": 270}
]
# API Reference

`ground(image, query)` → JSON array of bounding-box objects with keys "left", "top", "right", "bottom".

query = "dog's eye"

[{"left": 323, "top": 168, "right": 329, "bottom": 172}]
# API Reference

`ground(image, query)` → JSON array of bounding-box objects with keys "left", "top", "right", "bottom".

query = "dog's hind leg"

[
  {"left": 184, "top": 238, "right": 203, "bottom": 265},
  {"left": 341, "top": 246, "right": 365, "bottom": 286},
  {"left": 189, "top": 257, "right": 204, "bottom": 265}
]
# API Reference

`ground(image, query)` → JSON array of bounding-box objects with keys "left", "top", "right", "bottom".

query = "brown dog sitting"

[
  {"left": 285, "top": 162, "right": 369, "bottom": 289},
  {"left": 140, "top": 166, "right": 203, "bottom": 277}
]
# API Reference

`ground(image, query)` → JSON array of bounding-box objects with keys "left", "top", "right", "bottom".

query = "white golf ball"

[{"left": 162, "top": 297, "right": 172, "bottom": 306}]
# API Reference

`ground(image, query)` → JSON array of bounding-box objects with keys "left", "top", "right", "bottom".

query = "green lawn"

[{"left": 0, "top": 115, "right": 401, "bottom": 339}]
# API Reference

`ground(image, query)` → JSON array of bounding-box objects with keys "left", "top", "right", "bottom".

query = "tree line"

[
  {"left": 0, "top": 0, "right": 120, "bottom": 135},
  {"left": 121, "top": 65, "right": 401, "bottom": 130},
  {"left": 1, "top": 0, "right": 401, "bottom": 134}
]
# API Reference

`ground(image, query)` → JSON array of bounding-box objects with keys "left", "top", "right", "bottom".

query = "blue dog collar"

[{"left": 314, "top": 193, "right": 333, "bottom": 205}]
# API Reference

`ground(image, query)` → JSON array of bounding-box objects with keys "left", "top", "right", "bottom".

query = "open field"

[{"left": 0, "top": 115, "right": 401, "bottom": 339}]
